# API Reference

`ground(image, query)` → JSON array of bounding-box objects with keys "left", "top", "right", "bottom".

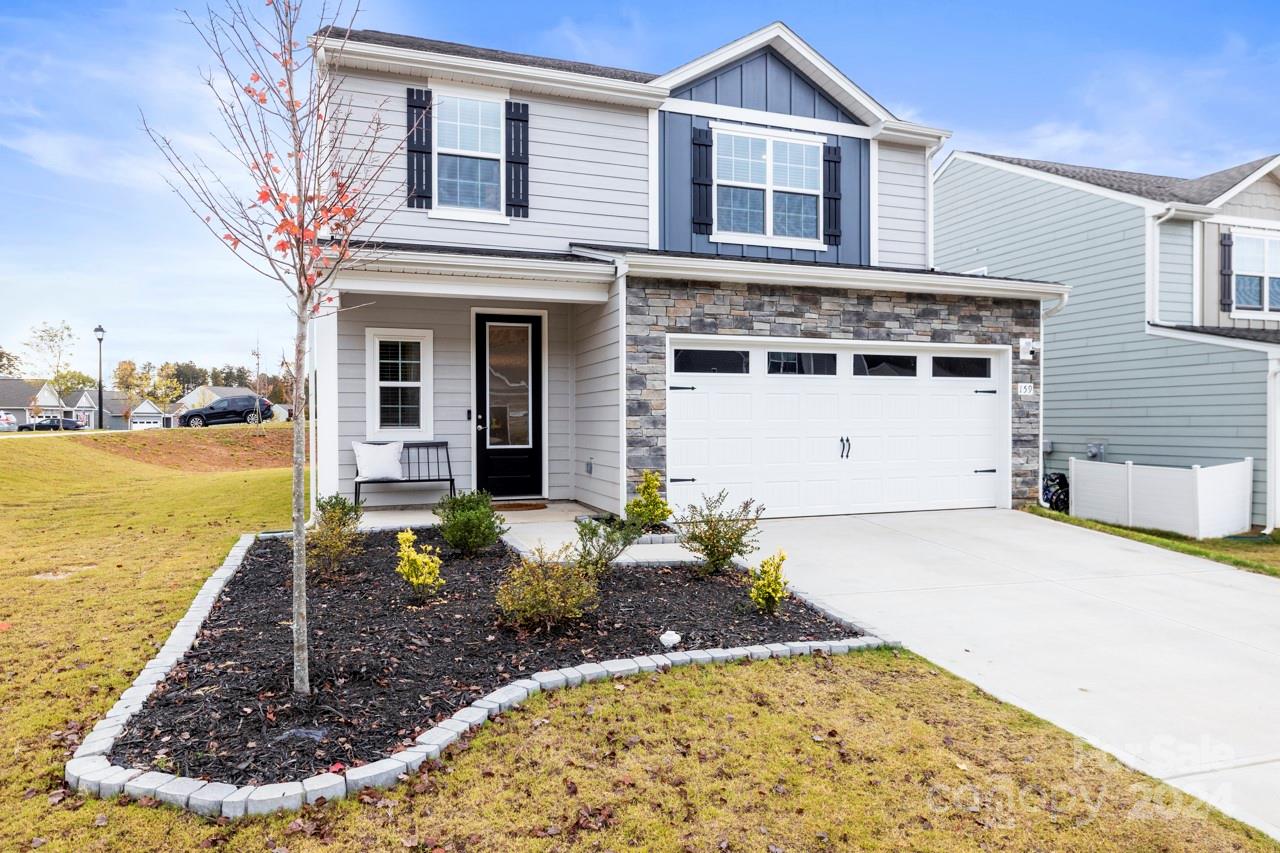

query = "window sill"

[
  {"left": 428, "top": 207, "right": 510, "bottom": 225},
  {"left": 709, "top": 232, "right": 827, "bottom": 252}
]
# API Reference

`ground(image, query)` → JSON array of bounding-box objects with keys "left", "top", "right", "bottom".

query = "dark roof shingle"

[
  {"left": 316, "top": 27, "right": 659, "bottom": 83},
  {"left": 0, "top": 377, "right": 42, "bottom": 409},
  {"left": 973, "top": 152, "right": 1279, "bottom": 205}
]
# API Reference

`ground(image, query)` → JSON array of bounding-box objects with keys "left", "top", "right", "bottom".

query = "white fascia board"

[
  {"left": 938, "top": 152, "right": 1165, "bottom": 213},
  {"left": 605, "top": 251, "right": 1069, "bottom": 301},
  {"left": 1146, "top": 323, "right": 1280, "bottom": 354},
  {"left": 660, "top": 98, "right": 874, "bottom": 139},
  {"left": 337, "top": 270, "right": 610, "bottom": 304},
  {"left": 349, "top": 249, "right": 617, "bottom": 285},
  {"left": 315, "top": 36, "right": 669, "bottom": 109},
  {"left": 1161, "top": 202, "right": 1217, "bottom": 221},
  {"left": 1208, "top": 155, "right": 1280, "bottom": 207},
  {"left": 872, "top": 118, "right": 951, "bottom": 147},
  {"left": 649, "top": 22, "right": 893, "bottom": 125}
]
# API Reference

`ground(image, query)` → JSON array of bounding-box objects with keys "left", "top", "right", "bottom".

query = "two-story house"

[
  {"left": 309, "top": 22, "right": 1067, "bottom": 518},
  {"left": 935, "top": 150, "right": 1280, "bottom": 529}
]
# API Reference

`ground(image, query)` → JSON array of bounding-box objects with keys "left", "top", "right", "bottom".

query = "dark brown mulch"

[{"left": 109, "top": 528, "right": 853, "bottom": 785}]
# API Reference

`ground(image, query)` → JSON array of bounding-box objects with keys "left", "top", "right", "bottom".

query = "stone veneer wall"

[{"left": 625, "top": 278, "right": 1043, "bottom": 505}]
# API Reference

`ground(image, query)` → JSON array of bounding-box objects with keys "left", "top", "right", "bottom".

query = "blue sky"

[{"left": 2, "top": 0, "right": 1278, "bottom": 378}]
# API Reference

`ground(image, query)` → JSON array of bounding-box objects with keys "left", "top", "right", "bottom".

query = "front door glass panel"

[{"left": 486, "top": 323, "right": 532, "bottom": 448}]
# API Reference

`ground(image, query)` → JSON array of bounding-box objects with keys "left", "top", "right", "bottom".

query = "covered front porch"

[{"left": 311, "top": 249, "right": 627, "bottom": 514}]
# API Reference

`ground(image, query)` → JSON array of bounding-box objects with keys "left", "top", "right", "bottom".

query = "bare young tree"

[{"left": 145, "top": 0, "right": 410, "bottom": 694}]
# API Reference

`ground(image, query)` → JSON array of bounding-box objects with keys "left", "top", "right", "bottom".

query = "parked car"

[
  {"left": 18, "top": 417, "right": 85, "bottom": 431},
  {"left": 0, "top": 412, "right": 16, "bottom": 432},
  {"left": 179, "top": 395, "right": 275, "bottom": 428}
]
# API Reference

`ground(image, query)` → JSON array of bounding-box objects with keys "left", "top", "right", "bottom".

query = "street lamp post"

[{"left": 94, "top": 326, "right": 105, "bottom": 430}]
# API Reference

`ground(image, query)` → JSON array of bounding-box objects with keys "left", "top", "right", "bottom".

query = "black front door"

[{"left": 475, "top": 313, "right": 543, "bottom": 497}]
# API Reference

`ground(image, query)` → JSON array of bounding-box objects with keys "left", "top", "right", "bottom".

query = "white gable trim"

[
  {"left": 132, "top": 399, "right": 164, "bottom": 415},
  {"left": 935, "top": 151, "right": 1165, "bottom": 213},
  {"left": 1208, "top": 155, "right": 1280, "bottom": 207},
  {"left": 650, "top": 22, "right": 894, "bottom": 126}
]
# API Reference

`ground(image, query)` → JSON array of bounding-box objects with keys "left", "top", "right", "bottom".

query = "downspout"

[
  {"left": 1038, "top": 290, "right": 1070, "bottom": 507},
  {"left": 1148, "top": 206, "right": 1179, "bottom": 325},
  {"left": 1266, "top": 357, "right": 1280, "bottom": 534}
]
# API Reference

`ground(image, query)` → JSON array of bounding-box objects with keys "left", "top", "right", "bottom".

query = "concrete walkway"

[{"left": 755, "top": 509, "right": 1280, "bottom": 840}]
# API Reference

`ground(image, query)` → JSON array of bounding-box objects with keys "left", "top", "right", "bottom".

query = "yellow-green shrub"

[
  {"left": 496, "top": 545, "right": 598, "bottom": 630},
  {"left": 625, "top": 469, "right": 672, "bottom": 529},
  {"left": 748, "top": 549, "right": 788, "bottom": 615},
  {"left": 396, "top": 528, "right": 444, "bottom": 601}
]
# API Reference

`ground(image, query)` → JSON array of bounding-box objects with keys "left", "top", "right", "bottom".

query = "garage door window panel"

[
  {"left": 673, "top": 349, "right": 750, "bottom": 374},
  {"left": 853, "top": 354, "right": 917, "bottom": 377},
  {"left": 768, "top": 351, "right": 836, "bottom": 375},
  {"left": 932, "top": 356, "right": 991, "bottom": 379}
]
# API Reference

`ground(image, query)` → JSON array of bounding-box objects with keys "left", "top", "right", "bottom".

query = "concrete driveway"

[{"left": 756, "top": 509, "right": 1280, "bottom": 840}]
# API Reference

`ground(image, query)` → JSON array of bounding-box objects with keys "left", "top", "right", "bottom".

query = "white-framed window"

[
  {"left": 1233, "top": 231, "right": 1280, "bottom": 313},
  {"left": 710, "top": 122, "right": 825, "bottom": 251},
  {"left": 365, "top": 328, "right": 433, "bottom": 440},
  {"left": 432, "top": 87, "right": 506, "bottom": 224}
]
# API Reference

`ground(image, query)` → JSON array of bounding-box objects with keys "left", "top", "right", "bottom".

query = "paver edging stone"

[{"left": 67, "top": 528, "right": 896, "bottom": 820}]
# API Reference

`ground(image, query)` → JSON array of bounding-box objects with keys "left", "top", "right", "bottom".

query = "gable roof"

[
  {"left": 318, "top": 27, "right": 658, "bottom": 83},
  {"left": 651, "top": 22, "right": 894, "bottom": 125},
  {"left": 69, "top": 388, "right": 130, "bottom": 415},
  {"left": 971, "top": 152, "right": 1280, "bottom": 206},
  {"left": 0, "top": 376, "right": 42, "bottom": 408}
]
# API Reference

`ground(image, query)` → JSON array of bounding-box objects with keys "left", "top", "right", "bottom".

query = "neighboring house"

[
  {"left": 65, "top": 388, "right": 131, "bottom": 430},
  {"left": 0, "top": 377, "right": 74, "bottom": 426},
  {"left": 308, "top": 22, "right": 1067, "bottom": 514},
  {"left": 935, "top": 150, "right": 1280, "bottom": 528},
  {"left": 129, "top": 399, "right": 173, "bottom": 430}
]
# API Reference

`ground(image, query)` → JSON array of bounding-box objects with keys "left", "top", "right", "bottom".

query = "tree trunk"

[{"left": 291, "top": 305, "right": 310, "bottom": 695}]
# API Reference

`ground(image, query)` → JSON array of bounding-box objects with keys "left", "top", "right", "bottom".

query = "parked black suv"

[
  {"left": 17, "top": 417, "right": 85, "bottom": 431},
  {"left": 179, "top": 395, "right": 275, "bottom": 427}
]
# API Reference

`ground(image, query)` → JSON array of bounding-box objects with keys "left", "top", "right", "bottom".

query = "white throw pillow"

[{"left": 353, "top": 441, "right": 404, "bottom": 480}]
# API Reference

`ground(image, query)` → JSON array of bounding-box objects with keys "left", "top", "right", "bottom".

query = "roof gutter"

[{"left": 574, "top": 248, "right": 1069, "bottom": 301}]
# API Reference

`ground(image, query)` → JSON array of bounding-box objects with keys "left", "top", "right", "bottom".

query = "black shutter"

[
  {"left": 505, "top": 101, "right": 529, "bottom": 218},
  {"left": 1219, "top": 230, "right": 1234, "bottom": 312},
  {"left": 406, "top": 88, "right": 432, "bottom": 209},
  {"left": 691, "top": 127, "right": 713, "bottom": 235},
  {"left": 823, "top": 144, "right": 842, "bottom": 247}
]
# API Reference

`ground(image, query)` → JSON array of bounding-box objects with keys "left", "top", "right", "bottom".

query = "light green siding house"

[{"left": 934, "top": 151, "right": 1280, "bottom": 528}]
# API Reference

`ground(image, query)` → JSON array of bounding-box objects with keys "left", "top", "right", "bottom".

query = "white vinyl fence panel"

[{"left": 1068, "top": 457, "right": 1253, "bottom": 539}]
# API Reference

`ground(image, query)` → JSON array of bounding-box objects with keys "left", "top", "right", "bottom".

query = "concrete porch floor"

[{"left": 360, "top": 501, "right": 693, "bottom": 563}]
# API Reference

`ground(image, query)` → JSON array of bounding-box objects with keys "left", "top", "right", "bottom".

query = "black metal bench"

[{"left": 354, "top": 440, "right": 455, "bottom": 504}]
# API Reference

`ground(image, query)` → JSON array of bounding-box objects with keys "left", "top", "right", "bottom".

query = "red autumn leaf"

[
  {"left": 328, "top": 761, "right": 345, "bottom": 773},
  {"left": 249, "top": 72, "right": 260, "bottom": 83},
  {"left": 0, "top": 622, "right": 11, "bottom": 632}
]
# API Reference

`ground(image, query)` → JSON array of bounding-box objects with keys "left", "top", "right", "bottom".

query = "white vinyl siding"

[
  {"left": 1221, "top": 173, "right": 1280, "bottom": 220},
  {"left": 935, "top": 157, "right": 1270, "bottom": 524},
  {"left": 334, "top": 73, "right": 650, "bottom": 252},
  {"left": 876, "top": 142, "right": 928, "bottom": 268},
  {"left": 1158, "top": 220, "right": 1194, "bottom": 324},
  {"left": 572, "top": 277, "right": 624, "bottom": 514}
]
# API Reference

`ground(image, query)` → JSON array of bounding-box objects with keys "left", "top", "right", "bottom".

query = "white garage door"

[{"left": 666, "top": 340, "right": 1007, "bottom": 518}]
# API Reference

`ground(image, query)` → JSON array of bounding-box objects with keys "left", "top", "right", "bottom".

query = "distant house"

[
  {"left": 65, "top": 388, "right": 131, "bottom": 430},
  {"left": 0, "top": 377, "right": 72, "bottom": 426},
  {"left": 129, "top": 399, "right": 172, "bottom": 430}
]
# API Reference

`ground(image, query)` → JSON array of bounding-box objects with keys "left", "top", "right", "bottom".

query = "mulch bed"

[{"left": 109, "top": 529, "right": 854, "bottom": 785}]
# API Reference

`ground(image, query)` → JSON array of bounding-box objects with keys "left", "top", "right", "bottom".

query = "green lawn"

[
  {"left": 1025, "top": 505, "right": 1280, "bottom": 578},
  {"left": 1, "top": 433, "right": 1276, "bottom": 851}
]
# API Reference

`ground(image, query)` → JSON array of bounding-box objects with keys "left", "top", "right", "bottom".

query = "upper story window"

[
  {"left": 1233, "top": 233, "right": 1280, "bottom": 313},
  {"left": 436, "top": 95, "right": 502, "bottom": 212},
  {"left": 711, "top": 123, "right": 824, "bottom": 251}
]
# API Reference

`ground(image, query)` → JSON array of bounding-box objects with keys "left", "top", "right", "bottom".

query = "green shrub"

[
  {"left": 436, "top": 490, "right": 507, "bottom": 554},
  {"left": 496, "top": 545, "right": 598, "bottom": 630},
  {"left": 395, "top": 528, "right": 445, "bottom": 601},
  {"left": 573, "top": 517, "right": 641, "bottom": 577},
  {"left": 307, "top": 493, "right": 363, "bottom": 577},
  {"left": 748, "top": 549, "right": 788, "bottom": 615},
  {"left": 624, "top": 470, "right": 672, "bottom": 529},
  {"left": 675, "top": 490, "right": 765, "bottom": 577}
]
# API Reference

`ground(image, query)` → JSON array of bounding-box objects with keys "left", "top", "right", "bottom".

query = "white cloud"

[
  {"left": 945, "top": 36, "right": 1280, "bottom": 178},
  {"left": 536, "top": 12, "right": 657, "bottom": 72}
]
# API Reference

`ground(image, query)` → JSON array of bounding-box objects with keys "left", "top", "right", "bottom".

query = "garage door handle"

[
  {"left": 975, "top": 389, "right": 998, "bottom": 395},
  {"left": 839, "top": 436, "right": 850, "bottom": 458},
  {"left": 669, "top": 385, "right": 696, "bottom": 391},
  {"left": 670, "top": 477, "right": 696, "bottom": 483},
  {"left": 974, "top": 468, "right": 997, "bottom": 473}
]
